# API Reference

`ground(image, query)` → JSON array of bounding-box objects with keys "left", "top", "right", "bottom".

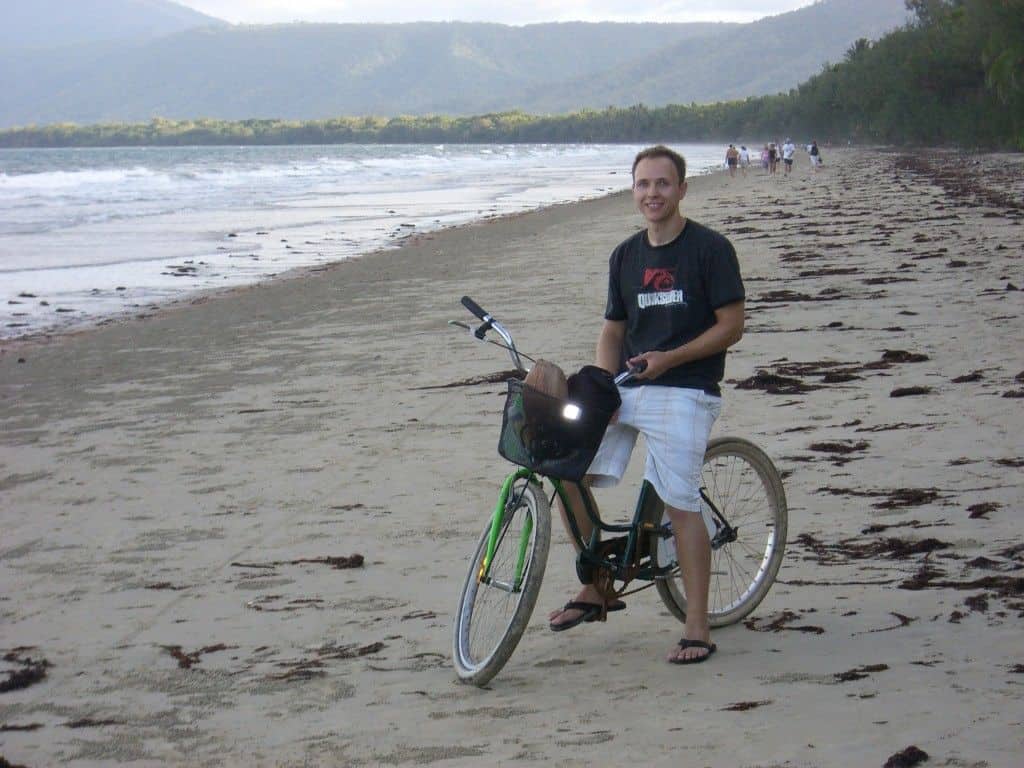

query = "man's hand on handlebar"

[{"left": 625, "top": 353, "right": 668, "bottom": 381}]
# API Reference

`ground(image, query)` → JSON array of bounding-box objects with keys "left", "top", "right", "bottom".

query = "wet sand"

[{"left": 1, "top": 148, "right": 1022, "bottom": 767}]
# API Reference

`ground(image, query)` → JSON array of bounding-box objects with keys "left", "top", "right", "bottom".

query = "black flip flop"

[
  {"left": 669, "top": 639, "right": 717, "bottom": 665},
  {"left": 549, "top": 599, "right": 626, "bottom": 632},
  {"left": 549, "top": 601, "right": 600, "bottom": 632},
  {"left": 583, "top": 599, "right": 626, "bottom": 622}
]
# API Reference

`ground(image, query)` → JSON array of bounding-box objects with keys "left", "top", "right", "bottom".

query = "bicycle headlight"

[{"left": 561, "top": 403, "right": 582, "bottom": 421}]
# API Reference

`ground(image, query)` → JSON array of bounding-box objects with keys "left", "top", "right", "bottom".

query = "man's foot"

[
  {"left": 548, "top": 601, "right": 600, "bottom": 631},
  {"left": 548, "top": 592, "right": 626, "bottom": 632},
  {"left": 668, "top": 638, "right": 717, "bottom": 665}
]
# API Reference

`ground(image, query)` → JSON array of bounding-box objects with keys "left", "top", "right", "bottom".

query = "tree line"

[{"left": 1, "top": 1, "right": 1020, "bottom": 150}]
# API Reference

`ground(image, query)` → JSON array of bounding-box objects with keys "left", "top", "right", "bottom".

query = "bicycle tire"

[
  {"left": 452, "top": 478, "right": 551, "bottom": 686},
  {"left": 653, "top": 436, "right": 787, "bottom": 627}
]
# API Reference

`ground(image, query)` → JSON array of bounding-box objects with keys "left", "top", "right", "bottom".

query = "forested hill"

[
  {"left": 0, "top": 0, "right": 910, "bottom": 128},
  {"left": 3, "top": 1, "right": 1017, "bottom": 150},
  {"left": 511, "top": 0, "right": 912, "bottom": 113},
  {"left": 1, "top": 0, "right": 225, "bottom": 51}
]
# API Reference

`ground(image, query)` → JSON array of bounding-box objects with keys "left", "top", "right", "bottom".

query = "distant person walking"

[
  {"left": 768, "top": 143, "right": 778, "bottom": 175},
  {"left": 760, "top": 145, "right": 770, "bottom": 171},
  {"left": 809, "top": 140, "right": 822, "bottom": 172},
  {"left": 739, "top": 146, "right": 750, "bottom": 176},
  {"left": 782, "top": 138, "right": 796, "bottom": 176},
  {"left": 725, "top": 144, "right": 739, "bottom": 178}
]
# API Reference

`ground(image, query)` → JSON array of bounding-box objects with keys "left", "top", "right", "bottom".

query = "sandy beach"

[{"left": 1, "top": 147, "right": 1022, "bottom": 767}]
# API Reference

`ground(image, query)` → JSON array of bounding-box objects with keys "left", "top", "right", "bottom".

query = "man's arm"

[
  {"left": 629, "top": 300, "right": 745, "bottom": 381},
  {"left": 596, "top": 319, "right": 626, "bottom": 374}
]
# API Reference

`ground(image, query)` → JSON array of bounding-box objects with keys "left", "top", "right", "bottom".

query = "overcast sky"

[{"left": 175, "top": 1, "right": 821, "bottom": 25}]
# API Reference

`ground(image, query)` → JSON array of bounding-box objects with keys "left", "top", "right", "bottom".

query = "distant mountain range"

[
  {"left": 0, "top": 0, "right": 912, "bottom": 128},
  {"left": 2, "top": 0, "right": 225, "bottom": 50}
]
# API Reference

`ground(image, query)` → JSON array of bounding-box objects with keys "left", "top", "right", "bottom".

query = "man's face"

[{"left": 632, "top": 156, "right": 686, "bottom": 225}]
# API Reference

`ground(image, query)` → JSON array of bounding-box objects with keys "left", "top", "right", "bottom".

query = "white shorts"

[{"left": 586, "top": 385, "right": 721, "bottom": 513}]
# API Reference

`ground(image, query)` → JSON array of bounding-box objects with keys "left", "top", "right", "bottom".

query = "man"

[
  {"left": 738, "top": 145, "right": 750, "bottom": 176},
  {"left": 548, "top": 145, "right": 745, "bottom": 665},
  {"left": 782, "top": 138, "right": 796, "bottom": 176},
  {"left": 809, "top": 140, "right": 821, "bottom": 172},
  {"left": 725, "top": 144, "right": 739, "bottom": 177}
]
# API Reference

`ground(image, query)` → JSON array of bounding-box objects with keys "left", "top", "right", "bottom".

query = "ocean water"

[{"left": 0, "top": 143, "right": 725, "bottom": 339}]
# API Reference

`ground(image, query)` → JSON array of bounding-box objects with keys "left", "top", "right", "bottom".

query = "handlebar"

[
  {"left": 454, "top": 296, "right": 648, "bottom": 384},
  {"left": 456, "top": 296, "right": 527, "bottom": 372},
  {"left": 460, "top": 296, "right": 495, "bottom": 340},
  {"left": 460, "top": 295, "right": 487, "bottom": 321},
  {"left": 614, "top": 359, "right": 647, "bottom": 386}
]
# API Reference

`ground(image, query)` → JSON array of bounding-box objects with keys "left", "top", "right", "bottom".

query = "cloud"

[{"left": 180, "top": 0, "right": 815, "bottom": 25}]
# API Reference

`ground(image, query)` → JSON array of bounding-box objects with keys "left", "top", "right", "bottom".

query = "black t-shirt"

[{"left": 604, "top": 219, "right": 745, "bottom": 396}]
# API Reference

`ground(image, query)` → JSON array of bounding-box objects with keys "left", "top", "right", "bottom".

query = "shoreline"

[
  {"left": 4, "top": 141, "right": 720, "bottom": 347},
  {"left": 0, "top": 185, "right": 632, "bottom": 355},
  {"left": 0, "top": 142, "right": 800, "bottom": 354},
  {"left": 1, "top": 147, "right": 1021, "bottom": 767}
]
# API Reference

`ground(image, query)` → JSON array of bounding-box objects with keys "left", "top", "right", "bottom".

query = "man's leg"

[
  {"left": 548, "top": 480, "right": 611, "bottom": 626},
  {"left": 548, "top": 403, "right": 637, "bottom": 629},
  {"left": 555, "top": 480, "right": 594, "bottom": 553},
  {"left": 666, "top": 506, "right": 713, "bottom": 662}
]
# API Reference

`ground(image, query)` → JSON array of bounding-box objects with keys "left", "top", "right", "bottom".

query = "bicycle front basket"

[{"left": 498, "top": 378, "right": 613, "bottom": 482}]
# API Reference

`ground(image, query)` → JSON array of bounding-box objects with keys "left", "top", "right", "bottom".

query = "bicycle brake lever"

[{"left": 614, "top": 359, "right": 648, "bottom": 385}]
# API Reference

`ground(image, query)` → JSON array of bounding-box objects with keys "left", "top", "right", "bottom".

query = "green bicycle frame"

[
  {"left": 550, "top": 477, "right": 656, "bottom": 537},
  {"left": 477, "top": 472, "right": 675, "bottom": 591},
  {"left": 550, "top": 476, "right": 670, "bottom": 579},
  {"left": 479, "top": 468, "right": 539, "bottom": 590}
]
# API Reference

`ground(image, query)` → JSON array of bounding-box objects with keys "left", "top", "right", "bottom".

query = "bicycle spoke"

[
  {"left": 467, "top": 499, "right": 532, "bottom": 658},
  {"left": 454, "top": 478, "right": 551, "bottom": 686}
]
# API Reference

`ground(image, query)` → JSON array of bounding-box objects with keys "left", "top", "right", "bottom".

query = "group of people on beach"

[{"left": 726, "top": 139, "right": 822, "bottom": 177}]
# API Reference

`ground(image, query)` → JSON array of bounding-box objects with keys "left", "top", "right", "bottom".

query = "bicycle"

[{"left": 450, "top": 296, "right": 788, "bottom": 687}]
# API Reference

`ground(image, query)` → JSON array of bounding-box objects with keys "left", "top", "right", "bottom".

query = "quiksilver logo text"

[{"left": 638, "top": 290, "right": 685, "bottom": 309}]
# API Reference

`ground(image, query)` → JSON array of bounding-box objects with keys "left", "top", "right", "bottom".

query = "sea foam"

[{"left": 0, "top": 143, "right": 725, "bottom": 339}]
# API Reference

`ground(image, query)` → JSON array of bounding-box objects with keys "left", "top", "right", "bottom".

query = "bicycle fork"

[{"left": 479, "top": 469, "right": 537, "bottom": 593}]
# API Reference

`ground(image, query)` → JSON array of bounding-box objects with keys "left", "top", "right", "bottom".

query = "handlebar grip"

[
  {"left": 461, "top": 296, "right": 489, "bottom": 321},
  {"left": 613, "top": 359, "right": 648, "bottom": 386}
]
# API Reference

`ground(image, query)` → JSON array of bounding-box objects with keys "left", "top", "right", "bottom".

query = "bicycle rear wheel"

[
  {"left": 654, "top": 437, "right": 787, "bottom": 627},
  {"left": 453, "top": 477, "right": 551, "bottom": 686}
]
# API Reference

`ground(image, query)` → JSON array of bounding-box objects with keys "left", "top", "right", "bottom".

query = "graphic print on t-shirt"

[{"left": 638, "top": 267, "right": 686, "bottom": 309}]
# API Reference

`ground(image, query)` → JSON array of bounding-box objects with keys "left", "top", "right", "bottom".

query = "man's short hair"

[{"left": 632, "top": 145, "right": 686, "bottom": 184}]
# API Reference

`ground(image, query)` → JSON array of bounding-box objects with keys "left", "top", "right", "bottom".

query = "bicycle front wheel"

[
  {"left": 654, "top": 437, "right": 787, "bottom": 627},
  {"left": 453, "top": 476, "right": 551, "bottom": 687}
]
